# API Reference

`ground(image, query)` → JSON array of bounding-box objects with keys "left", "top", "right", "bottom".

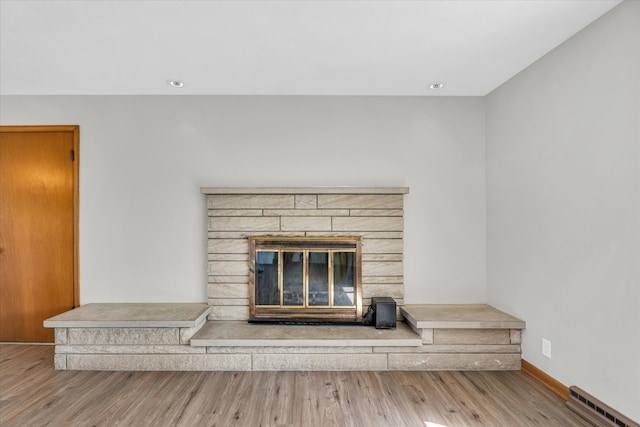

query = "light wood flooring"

[{"left": 0, "top": 344, "right": 590, "bottom": 427}]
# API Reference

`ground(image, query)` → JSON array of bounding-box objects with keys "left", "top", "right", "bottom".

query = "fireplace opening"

[{"left": 249, "top": 236, "right": 363, "bottom": 322}]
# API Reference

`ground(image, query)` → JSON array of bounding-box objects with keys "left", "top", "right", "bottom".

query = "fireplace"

[
  {"left": 249, "top": 236, "right": 363, "bottom": 321},
  {"left": 201, "top": 186, "right": 409, "bottom": 322}
]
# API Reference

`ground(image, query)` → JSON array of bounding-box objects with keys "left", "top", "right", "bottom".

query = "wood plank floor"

[{"left": 0, "top": 344, "right": 590, "bottom": 427}]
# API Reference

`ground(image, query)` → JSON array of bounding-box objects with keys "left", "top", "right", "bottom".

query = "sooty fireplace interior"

[{"left": 248, "top": 236, "right": 363, "bottom": 322}]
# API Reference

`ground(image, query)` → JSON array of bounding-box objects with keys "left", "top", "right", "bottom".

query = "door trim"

[{"left": 0, "top": 125, "right": 80, "bottom": 307}]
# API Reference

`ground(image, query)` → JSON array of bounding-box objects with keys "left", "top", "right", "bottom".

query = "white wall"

[
  {"left": 0, "top": 95, "right": 487, "bottom": 304},
  {"left": 486, "top": 1, "right": 639, "bottom": 421},
  {"left": 6, "top": 3, "right": 636, "bottom": 419}
]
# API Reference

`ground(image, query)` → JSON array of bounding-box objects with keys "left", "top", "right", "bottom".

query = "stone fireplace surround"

[
  {"left": 43, "top": 187, "right": 526, "bottom": 371},
  {"left": 203, "top": 187, "right": 409, "bottom": 322}
]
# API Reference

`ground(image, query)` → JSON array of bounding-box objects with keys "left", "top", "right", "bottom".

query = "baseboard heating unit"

[{"left": 566, "top": 386, "right": 638, "bottom": 427}]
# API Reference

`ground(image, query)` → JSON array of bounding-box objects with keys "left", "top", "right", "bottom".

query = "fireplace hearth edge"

[
  {"left": 247, "top": 318, "right": 365, "bottom": 326},
  {"left": 248, "top": 296, "right": 397, "bottom": 329}
]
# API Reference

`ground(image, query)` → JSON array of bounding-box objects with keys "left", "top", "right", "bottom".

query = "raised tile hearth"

[{"left": 44, "top": 303, "right": 525, "bottom": 371}]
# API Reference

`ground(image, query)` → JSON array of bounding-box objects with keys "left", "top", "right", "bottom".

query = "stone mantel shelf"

[{"left": 200, "top": 187, "right": 410, "bottom": 195}]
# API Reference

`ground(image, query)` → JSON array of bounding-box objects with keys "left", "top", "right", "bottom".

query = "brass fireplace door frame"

[{"left": 248, "top": 236, "right": 363, "bottom": 321}]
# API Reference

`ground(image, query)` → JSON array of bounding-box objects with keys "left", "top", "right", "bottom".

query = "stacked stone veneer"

[
  {"left": 202, "top": 187, "right": 409, "bottom": 321},
  {"left": 45, "top": 303, "right": 525, "bottom": 371}
]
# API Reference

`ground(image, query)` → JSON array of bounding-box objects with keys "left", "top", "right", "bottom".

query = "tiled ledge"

[
  {"left": 44, "top": 303, "right": 212, "bottom": 370},
  {"left": 200, "top": 187, "right": 409, "bottom": 195},
  {"left": 401, "top": 304, "right": 526, "bottom": 330},
  {"left": 44, "top": 303, "right": 210, "bottom": 328},
  {"left": 401, "top": 304, "right": 525, "bottom": 349}
]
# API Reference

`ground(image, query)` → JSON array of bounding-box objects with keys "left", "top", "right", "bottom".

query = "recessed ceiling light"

[
  {"left": 429, "top": 82, "right": 445, "bottom": 89},
  {"left": 167, "top": 80, "right": 184, "bottom": 88}
]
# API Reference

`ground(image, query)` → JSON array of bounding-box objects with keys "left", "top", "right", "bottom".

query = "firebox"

[{"left": 248, "top": 236, "right": 363, "bottom": 322}]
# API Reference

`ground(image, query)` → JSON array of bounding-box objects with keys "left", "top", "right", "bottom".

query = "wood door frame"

[{"left": 0, "top": 125, "right": 80, "bottom": 307}]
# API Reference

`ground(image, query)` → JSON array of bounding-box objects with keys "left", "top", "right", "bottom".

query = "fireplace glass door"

[{"left": 250, "top": 237, "right": 362, "bottom": 321}]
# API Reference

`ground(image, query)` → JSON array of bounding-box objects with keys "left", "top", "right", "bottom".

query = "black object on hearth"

[{"left": 363, "top": 297, "right": 396, "bottom": 329}]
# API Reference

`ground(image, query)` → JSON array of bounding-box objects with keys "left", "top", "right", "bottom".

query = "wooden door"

[{"left": 0, "top": 126, "right": 79, "bottom": 342}]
